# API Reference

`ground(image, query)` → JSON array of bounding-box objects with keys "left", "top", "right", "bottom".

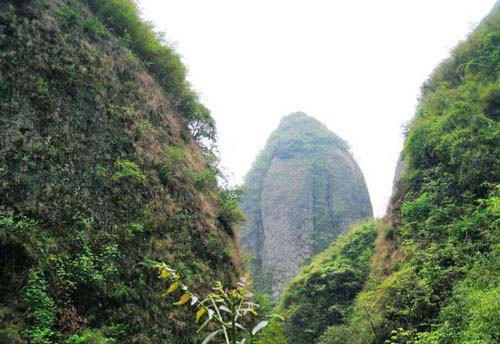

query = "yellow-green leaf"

[
  {"left": 195, "top": 308, "right": 207, "bottom": 322},
  {"left": 159, "top": 269, "right": 170, "bottom": 279},
  {"left": 174, "top": 293, "right": 191, "bottom": 306},
  {"left": 166, "top": 282, "right": 179, "bottom": 294}
]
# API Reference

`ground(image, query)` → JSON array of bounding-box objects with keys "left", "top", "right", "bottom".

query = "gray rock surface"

[{"left": 241, "top": 112, "right": 373, "bottom": 297}]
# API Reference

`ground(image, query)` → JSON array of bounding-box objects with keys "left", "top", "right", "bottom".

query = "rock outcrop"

[{"left": 241, "top": 112, "right": 372, "bottom": 297}]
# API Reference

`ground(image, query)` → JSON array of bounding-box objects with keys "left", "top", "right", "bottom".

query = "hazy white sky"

[{"left": 138, "top": 0, "right": 496, "bottom": 217}]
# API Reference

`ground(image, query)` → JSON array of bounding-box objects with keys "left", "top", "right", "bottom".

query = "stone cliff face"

[
  {"left": 241, "top": 112, "right": 373, "bottom": 297},
  {"left": 0, "top": 1, "right": 242, "bottom": 342}
]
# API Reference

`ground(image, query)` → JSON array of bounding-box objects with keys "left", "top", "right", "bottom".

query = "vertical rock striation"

[{"left": 241, "top": 112, "right": 373, "bottom": 297}]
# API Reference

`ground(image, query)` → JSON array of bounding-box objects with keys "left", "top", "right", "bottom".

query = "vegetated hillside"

[
  {"left": 0, "top": 1, "right": 244, "bottom": 343},
  {"left": 279, "top": 220, "right": 378, "bottom": 344},
  {"left": 241, "top": 112, "right": 373, "bottom": 297},
  {"left": 281, "top": 3, "right": 500, "bottom": 344}
]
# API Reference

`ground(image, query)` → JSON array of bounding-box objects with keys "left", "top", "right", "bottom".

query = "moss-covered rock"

[{"left": 0, "top": 1, "right": 243, "bottom": 343}]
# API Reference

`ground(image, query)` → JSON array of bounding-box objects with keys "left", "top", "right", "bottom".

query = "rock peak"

[{"left": 241, "top": 112, "right": 373, "bottom": 297}]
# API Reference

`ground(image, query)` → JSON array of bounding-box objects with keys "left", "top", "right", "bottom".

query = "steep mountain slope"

[
  {"left": 0, "top": 1, "right": 243, "bottom": 343},
  {"left": 280, "top": 3, "right": 500, "bottom": 343},
  {"left": 241, "top": 112, "right": 373, "bottom": 297},
  {"left": 280, "top": 220, "right": 378, "bottom": 344}
]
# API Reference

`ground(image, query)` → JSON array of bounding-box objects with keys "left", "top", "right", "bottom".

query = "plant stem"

[
  {"left": 210, "top": 295, "right": 230, "bottom": 344},
  {"left": 231, "top": 294, "right": 237, "bottom": 344}
]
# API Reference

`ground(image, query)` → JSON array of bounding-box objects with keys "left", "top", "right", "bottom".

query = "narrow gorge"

[{"left": 0, "top": 1, "right": 498, "bottom": 344}]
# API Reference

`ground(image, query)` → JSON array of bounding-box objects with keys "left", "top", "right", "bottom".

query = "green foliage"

[
  {"left": 65, "top": 330, "right": 115, "bottom": 344},
  {"left": 219, "top": 186, "right": 246, "bottom": 234},
  {"left": 111, "top": 159, "right": 146, "bottom": 183},
  {"left": 415, "top": 246, "right": 500, "bottom": 344},
  {"left": 252, "top": 318, "right": 288, "bottom": 344},
  {"left": 83, "top": 18, "right": 107, "bottom": 38},
  {"left": 23, "top": 271, "right": 57, "bottom": 344},
  {"left": 0, "top": 307, "right": 24, "bottom": 344},
  {"left": 189, "top": 169, "right": 218, "bottom": 191},
  {"left": 314, "top": 4, "right": 500, "bottom": 344},
  {"left": 317, "top": 325, "right": 358, "bottom": 344},
  {"left": 384, "top": 328, "right": 419, "bottom": 344},
  {"left": 279, "top": 220, "right": 378, "bottom": 344},
  {"left": 164, "top": 145, "right": 189, "bottom": 166},
  {"left": 84, "top": 0, "right": 216, "bottom": 141},
  {"left": 155, "top": 263, "right": 285, "bottom": 344},
  {"left": 0, "top": 0, "right": 242, "bottom": 343}
]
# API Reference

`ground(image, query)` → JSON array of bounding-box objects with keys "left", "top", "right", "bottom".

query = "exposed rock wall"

[
  {"left": 0, "top": 1, "right": 242, "bottom": 342},
  {"left": 241, "top": 112, "right": 373, "bottom": 297}
]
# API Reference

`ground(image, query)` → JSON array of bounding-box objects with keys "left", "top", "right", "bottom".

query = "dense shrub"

[
  {"left": 314, "top": 3, "right": 500, "bottom": 343},
  {"left": 279, "top": 220, "right": 378, "bottom": 344}
]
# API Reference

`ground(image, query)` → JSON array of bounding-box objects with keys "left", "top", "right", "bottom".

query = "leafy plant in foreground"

[{"left": 154, "top": 262, "right": 284, "bottom": 344}]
